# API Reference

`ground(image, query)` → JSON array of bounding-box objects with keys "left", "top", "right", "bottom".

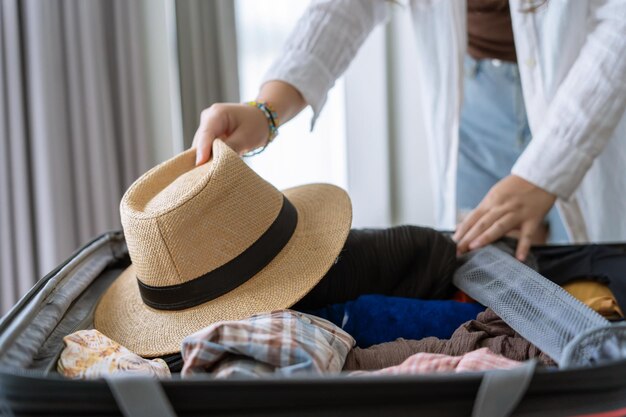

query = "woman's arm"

[
  {"left": 260, "top": 0, "right": 390, "bottom": 127},
  {"left": 455, "top": 0, "right": 626, "bottom": 259},
  {"left": 512, "top": 0, "right": 626, "bottom": 200},
  {"left": 193, "top": 0, "right": 390, "bottom": 164}
]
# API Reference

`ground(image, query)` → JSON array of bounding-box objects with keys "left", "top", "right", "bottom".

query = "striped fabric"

[
  {"left": 181, "top": 310, "right": 355, "bottom": 378},
  {"left": 351, "top": 347, "right": 522, "bottom": 376}
]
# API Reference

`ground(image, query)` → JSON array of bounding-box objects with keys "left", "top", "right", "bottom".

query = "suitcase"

[{"left": 1, "top": 231, "right": 626, "bottom": 417}]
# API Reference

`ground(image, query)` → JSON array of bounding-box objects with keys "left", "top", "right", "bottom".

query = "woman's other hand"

[{"left": 453, "top": 175, "right": 557, "bottom": 261}]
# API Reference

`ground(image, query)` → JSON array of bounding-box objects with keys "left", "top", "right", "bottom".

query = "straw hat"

[{"left": 94, "top": 140, "right": 352, "bottom": 357}]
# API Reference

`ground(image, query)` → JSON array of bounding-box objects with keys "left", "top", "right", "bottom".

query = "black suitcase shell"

[{"left": 1, "top": 232, "right": 626, "bottom": 417}]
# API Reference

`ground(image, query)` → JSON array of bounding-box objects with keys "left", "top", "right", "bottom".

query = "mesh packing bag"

[{"left": 453, "top": 245, "right": 626, "bottom": 368}]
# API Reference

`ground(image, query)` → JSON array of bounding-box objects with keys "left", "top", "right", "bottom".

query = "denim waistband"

[{"left": 464, "top": 54, "right": 520, "bottom": 82}]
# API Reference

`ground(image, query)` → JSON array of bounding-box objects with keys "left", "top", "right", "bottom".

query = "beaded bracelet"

[{"left": 243, "top": 100, "right": 280, "bottom": 156}]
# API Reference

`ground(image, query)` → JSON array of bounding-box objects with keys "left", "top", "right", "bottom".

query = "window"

[{"left": 234, "top": 0, "right": 348, "bottom": 191}]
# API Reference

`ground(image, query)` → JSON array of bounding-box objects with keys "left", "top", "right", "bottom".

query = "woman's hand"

[
  {"left": 192, "top": 81, "right": 307, "bottom": 165},
  {"left": 453, "top": 175, "right": 557, "bottom": 261},
  {"left": 191, "top": 103, "right": 269, "bottom": 165}
]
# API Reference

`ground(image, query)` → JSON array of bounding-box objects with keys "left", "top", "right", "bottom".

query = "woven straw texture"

[
  {"left": 121, "top": 140, "right": 284, "bottom": 286},
  {"left": 94, "top": 140, "right": 352, "bottom": 357}
]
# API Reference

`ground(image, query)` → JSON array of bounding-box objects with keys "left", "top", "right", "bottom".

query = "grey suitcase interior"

[{"left": 1, "top": 232, "right": 626, "bottom": 417}]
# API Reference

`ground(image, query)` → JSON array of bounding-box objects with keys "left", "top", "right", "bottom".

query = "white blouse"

[{"left": 263, "top": 0, "right": 626, "bottom": 242}]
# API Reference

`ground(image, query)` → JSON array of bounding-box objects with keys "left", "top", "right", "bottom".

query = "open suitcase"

[{"left": 2, "top": 231, "right": 626, "bottom": 417}]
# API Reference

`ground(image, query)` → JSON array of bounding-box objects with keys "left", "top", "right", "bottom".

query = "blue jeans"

[{"left": 456, "top": 55, "right": 569, "bottom": 243}]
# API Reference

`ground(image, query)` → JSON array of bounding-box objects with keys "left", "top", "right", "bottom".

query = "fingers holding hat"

[
  {"left": 192, "top": 103, "right": 271, "bottom": 165},
  {"left": 192, "top": 105, "right": 223, "bottom": 165}
]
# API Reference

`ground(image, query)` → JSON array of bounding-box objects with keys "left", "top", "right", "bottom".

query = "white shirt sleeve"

[
  {"left": 261, "top": 0, "right": 390, "bottom": 128},
  {"left": 512, "top": 0, "right": 626, "bottom": 200}
]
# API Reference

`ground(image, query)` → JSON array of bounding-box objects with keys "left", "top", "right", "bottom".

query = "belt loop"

[{"left": 465, "top": 55, "right": 479, "bottom": 78}]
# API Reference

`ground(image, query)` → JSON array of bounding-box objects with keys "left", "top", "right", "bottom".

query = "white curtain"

[
  {"left": 0, "top": 0, "right": 153, "bottom": 314},
  {"left": 175, "top": 0, "right": 240, "bottom": 146},
  {"left": 0, "top": 0, "right": 241, "bottom": 315}
]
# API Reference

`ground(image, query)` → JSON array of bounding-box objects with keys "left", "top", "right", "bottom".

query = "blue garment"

[
  {"left": 457, "top": 55, "right": 569, "bottom": 243},
  {"left": 306, "top": 294, "right": 485, "bottom": 348}
]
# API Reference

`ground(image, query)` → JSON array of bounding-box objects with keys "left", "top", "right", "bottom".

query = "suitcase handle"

[
  {"left": 106, "top": 377, "right": 177, "bottom": 417},
  {"left": 472, "top": 359, "right": 537, "bottom": 417}
]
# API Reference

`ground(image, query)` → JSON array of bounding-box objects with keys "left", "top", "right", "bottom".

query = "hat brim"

[{"left": 94, "top": 183, "right": 351, "bottom": 357}]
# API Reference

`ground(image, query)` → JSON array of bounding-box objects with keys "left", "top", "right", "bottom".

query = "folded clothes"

[
  {"left": 343, "top": 308, "right": 554, "bottom": 371},
  {"left": 563, "top": 279, "right": 624, "bottom": 320},
  {"left": 534, "top": 245, "right": 626, "bottom": 312},
  {"left": 181, "top": 310, "right": 354, "bottom": 378},
  {"left": 294, "top": 226, "right": 457, "bottom": 311},
  {"left": 451, "top": 290, "right": 477, "bottom": 303},
  {"left": 157, "top": 227, "right": 457, "bottom": 370},
  {"left": 306, "top": 294, "right": 485, "bottom": 347},
  {"left": 57, "top": 329, "right": 170, "bottom": 379},
  {"left": 351, "top": 347, "right": 522, "bottom": 376},
  {"left": 489, "top": 239, "right": 626, "bottom": 318}
]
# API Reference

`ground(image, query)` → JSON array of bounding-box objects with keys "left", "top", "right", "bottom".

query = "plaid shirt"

[
  {"left": 351, "top": 347, "right": 522, "bottom": 376},
  {"left": 181, "top": 310, "right": 355, "bottom": 378}
]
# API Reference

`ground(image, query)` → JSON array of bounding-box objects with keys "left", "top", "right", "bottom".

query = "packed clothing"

[
  {"left": 58, "top": 228, "right": 626, "bottom": 379},
  {"left": 180, "top": 310, "right": 354, "bottom": 378},
  {"left": 57, "top": 330, "right": 170, "bottom": 379},
  {"left": 306, "top": 294, "right": 485, "bottom": 348}
]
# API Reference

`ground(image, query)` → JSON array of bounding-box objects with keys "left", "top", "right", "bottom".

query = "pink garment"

[{"left": 351, "top": 348, "right": 522, "bottom": 376}]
